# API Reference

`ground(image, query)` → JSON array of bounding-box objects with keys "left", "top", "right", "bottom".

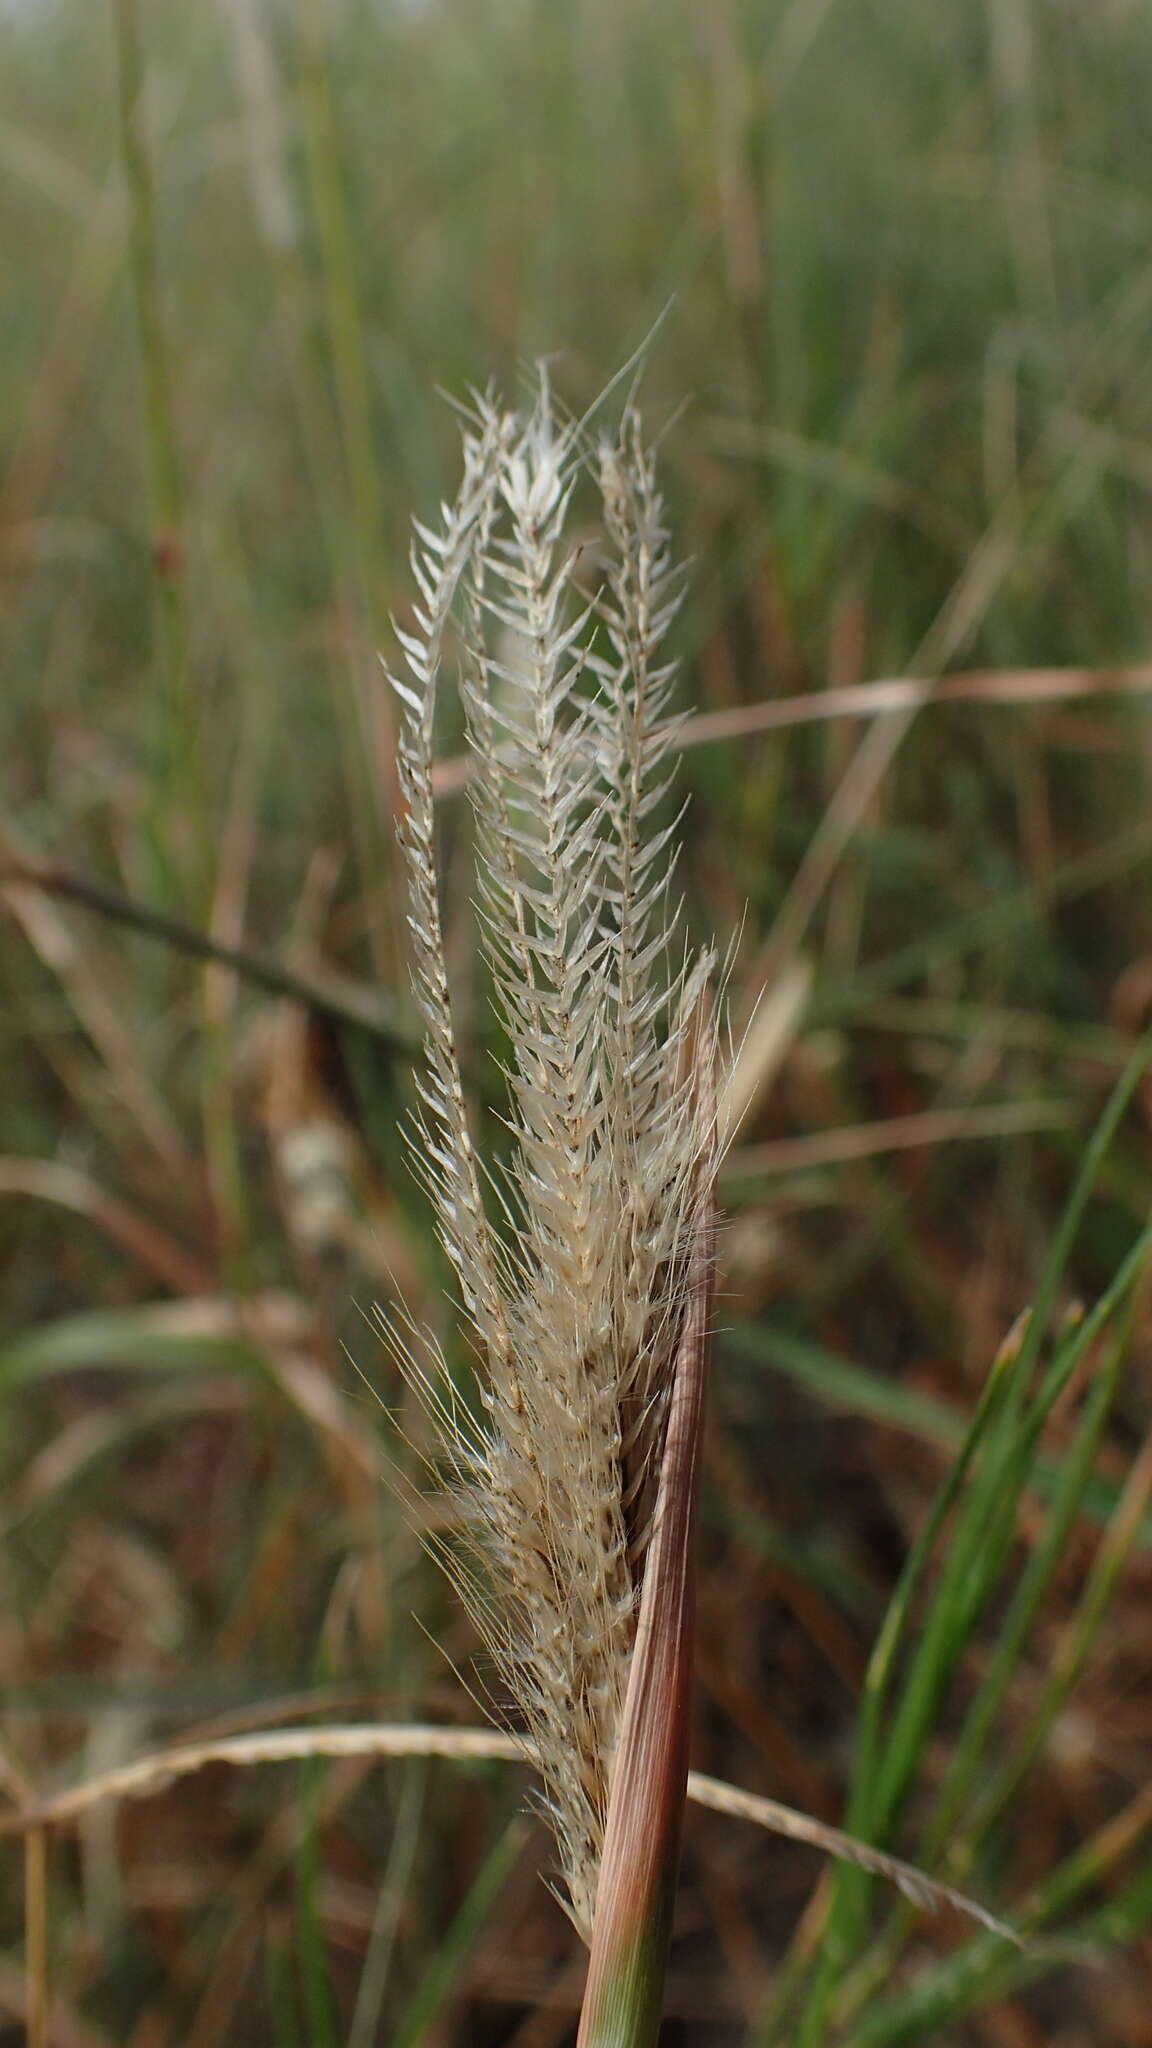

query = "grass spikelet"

[{"left": 387, "top": 373, "right": 717, "bottom": 1959}]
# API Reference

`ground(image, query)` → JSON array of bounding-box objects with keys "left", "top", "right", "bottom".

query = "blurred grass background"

[{"left": 3, "top": 0, "right": 1152, "bottom": 2041}]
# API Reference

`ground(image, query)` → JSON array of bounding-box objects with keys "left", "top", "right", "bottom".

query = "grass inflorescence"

[{"left": 388, "top": 384, "right": 717, "bottom": 2035}]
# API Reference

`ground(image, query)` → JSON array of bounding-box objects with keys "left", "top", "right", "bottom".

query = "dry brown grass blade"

[
  {"left": 0, "top": 1726, "right": 525, "bottom": 1832},
  {"left": 2, "top": 1380, "right": 247, "bottom": 1535},
  {"left": 0, "top": 1157, "right": 210, "bottom": 1293},
  {"left": 0, "top": 1723, "right": 1016, "bottom": 1942},
  {"left": 0, "top": 847, "right": 417, "bottom": 1051},
  {"left": 724, "top": 1098, "right": 1073, "bottom": 1181},
  {"left": 718, "top": 958, "right": 812, "bottom": 1150},
  {"left": 2, "top": 853, "right": 188, "bottom": 1172},
  {"left": 684, "top": 1774, "right": 1017, "bottom": 1941},
  {"left": 675, "top": 660, "right": 1152, "bottom": 747},
  {"left": 430, "top": 661, "right": 1152, "bottom": 799}
]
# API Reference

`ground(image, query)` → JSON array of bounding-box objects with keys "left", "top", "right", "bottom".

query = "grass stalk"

[
  {"left": 295, "top": 0, "right": 400, "bottom": 980},
  {"left": 24, "top": 1827, "right": 47, "bottom": 2048},
  {"left": 110, "top": 0, "right": 199, "bottom": 895},
  {"left": 294, "top": 1761, "right": 339, "bottom": 2048},
  {"left": 347, "top": 1762, "right": 428, "bottom": 2048},
  {"left": 391, "top": 1819, "right": 527, "bottom": 2048}
]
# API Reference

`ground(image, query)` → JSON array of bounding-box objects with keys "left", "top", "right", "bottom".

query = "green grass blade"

[
  {"left": 792, "top": 1033, "right": 1152, "bottom": 2042},
  {"left": 391, "top": 1817, "right": 526, "bottom": 2048}
]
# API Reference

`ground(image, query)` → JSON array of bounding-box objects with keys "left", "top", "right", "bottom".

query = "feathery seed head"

[{"left": 387, "top": 375, "right": 718, "bottom": 1942}]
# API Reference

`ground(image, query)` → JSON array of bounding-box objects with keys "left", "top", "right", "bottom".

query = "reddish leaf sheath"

[{"left": 577, "top": 1000, "right": 717, "bottom": 2048}]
